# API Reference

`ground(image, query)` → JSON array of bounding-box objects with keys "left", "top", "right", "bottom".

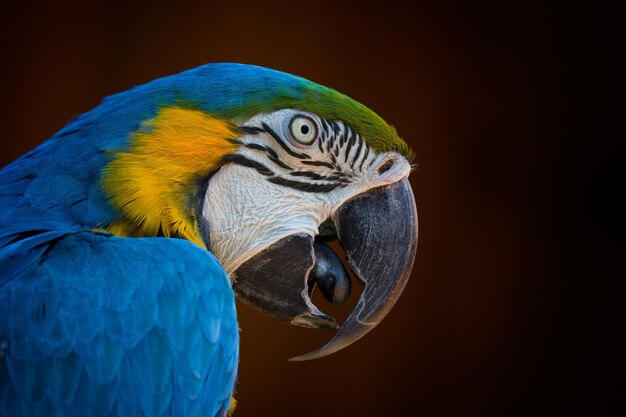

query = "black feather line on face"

[
  {"left": 347, "top": 128, "right": 356, "bottom": 162},
  {"left": 268, "top": 155, "right": 292, "bottom": 170},
  {"left": 349, "top": 127, "right": 358, "bottom": 147},
  {"left": 261, "top": 122, "right": 311, "bottom": 160},
  {"left": 359, "top": 146, "right": 370, "bottom": 172},
  {"left": 240, "top": 125, "right": 265, "bottom": 135},
  {"left": 343, "top": 131, "right": 354, "bottom": 163},
  {"left": 321, "top": 119, "right": 332, "bottom": 136},
  {"left": 268, "top": 176, "right": 342, "bottom": 193},
  {"left": 289, "top": 171, "right": 350, "bottom": 183},
  {"left": 339, "top": 131, "right": 346, "bottom": 148},
  {"left": 301, "top": 160, "right": 335, "bottom": 169},
  {"left": 245, "top": 143, "right": 293, "bottom": 170},
  {"left": 290, "top": 170, "right": 327, "bottom": 180},
  {"left": 351, "top": 134, "right": 364, "bottom": 168},
  {"left": 245, "top": 142, "right": 270, "bottom": 153},
  {"left": 325, "top": 174, "right": 352, "bottom": 183},
  {"left": 222, "top": 154, "right": 274, "bottom": 176}
]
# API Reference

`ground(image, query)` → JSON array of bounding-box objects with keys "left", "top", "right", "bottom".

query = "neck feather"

[{"left": 101, "top": 106, "right": 239, "bottom": 246}]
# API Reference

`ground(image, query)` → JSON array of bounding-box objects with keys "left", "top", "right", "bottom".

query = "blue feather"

[
  {"left": 0, "top": 233, "right": 238, "bottom": 417},
  {"left": 75, "top": 371, "right": 118, "bottom": 417}
]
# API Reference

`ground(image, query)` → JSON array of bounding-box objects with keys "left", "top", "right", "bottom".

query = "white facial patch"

[{"left": 202, "top": 109, "right": 411, "bottom": 275}]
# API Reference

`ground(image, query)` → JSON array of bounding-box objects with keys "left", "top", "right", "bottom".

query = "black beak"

[{"left": 232, "top": 177, "right": 418, "bottom": 360}]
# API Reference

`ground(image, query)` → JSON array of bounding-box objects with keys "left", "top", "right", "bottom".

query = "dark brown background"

[{"left": 0, "top": 1, "right": 615, "bottom": 416}]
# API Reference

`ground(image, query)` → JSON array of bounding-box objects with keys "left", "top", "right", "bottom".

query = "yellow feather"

[
  {"left": 228, "top": 396, "right": 237, "bottom": 416},
  {"left": 101, "top": 106, "right": 239, "bottom": 246}
]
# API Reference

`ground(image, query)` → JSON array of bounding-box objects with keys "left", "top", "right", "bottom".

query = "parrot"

[{"left": 0, "top": 63, "right": 418, "bottom": 417}]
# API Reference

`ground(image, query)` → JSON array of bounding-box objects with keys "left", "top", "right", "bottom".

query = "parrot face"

[
  {"left": 204, "top": 108, "right": 412, "bottom": 273},
  {"left": 202, "top": 108, "right": 418, "bottom": 360}
]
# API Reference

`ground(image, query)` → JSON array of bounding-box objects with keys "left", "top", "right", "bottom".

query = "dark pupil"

[{"left": 300, "top": 124, "right": 309, "bottom": 135}]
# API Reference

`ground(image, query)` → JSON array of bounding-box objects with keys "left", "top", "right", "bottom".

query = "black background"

[{"left": 0, "top": 1, "right": 616, "bottom": 416}]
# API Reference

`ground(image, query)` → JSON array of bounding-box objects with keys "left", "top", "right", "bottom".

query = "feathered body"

[{"left": 0, "top": 63, "right": 414, "bottom": 417}]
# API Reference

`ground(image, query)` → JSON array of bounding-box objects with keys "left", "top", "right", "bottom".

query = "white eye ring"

[{"left": 289, "top": 116, "right": 318, "bottom": 144}]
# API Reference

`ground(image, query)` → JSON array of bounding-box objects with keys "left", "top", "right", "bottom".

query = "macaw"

[{"left": 0, "top": 63, "right": 418, "bottom": 417}]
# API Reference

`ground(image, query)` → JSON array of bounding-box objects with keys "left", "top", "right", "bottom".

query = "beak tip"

[
  {"left": 286, "top": 337, "right": 349, "bottom": 362},
  {"left": 287, "top": 351, "right": 322, "bottom": 362}
]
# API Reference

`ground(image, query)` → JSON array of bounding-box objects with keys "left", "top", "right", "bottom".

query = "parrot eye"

[{"left": 289, "top": 115, "right": 318, "bottom": 145}]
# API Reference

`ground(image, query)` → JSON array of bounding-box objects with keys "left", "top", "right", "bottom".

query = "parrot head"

[{"left": 101, "top": 63, "right": 418, "bottom": 360}]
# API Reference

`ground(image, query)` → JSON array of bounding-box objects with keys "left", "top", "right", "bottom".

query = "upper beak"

[{"left": 232, "top": 177, "right": 418, "bottom": 360}]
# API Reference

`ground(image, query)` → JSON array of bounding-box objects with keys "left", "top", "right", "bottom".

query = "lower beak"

[{"left": 232, "top": 178, "right": 418, "bottom": 360}]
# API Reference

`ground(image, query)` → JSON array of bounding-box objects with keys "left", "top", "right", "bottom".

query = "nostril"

[{"left": 378, "top": 159, "right": 394, "bottom": 175}]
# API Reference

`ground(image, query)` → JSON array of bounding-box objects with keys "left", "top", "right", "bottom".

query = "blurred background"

[{"left": 0, "top": 1, "right": 615, "bottom": 416}]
